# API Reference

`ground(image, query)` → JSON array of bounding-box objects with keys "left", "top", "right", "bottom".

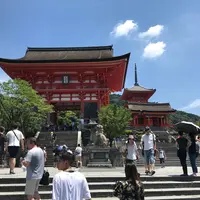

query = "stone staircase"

[
  {"left": 1, "top": 175, "right": 200, "bottom": 199},
  {"left": 38, "top": 131, "right": 78, "bottom": 166}
]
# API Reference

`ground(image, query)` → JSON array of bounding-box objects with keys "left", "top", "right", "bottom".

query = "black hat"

[{"left": 145, "top": 126, "right": 150, "bottom": 131}]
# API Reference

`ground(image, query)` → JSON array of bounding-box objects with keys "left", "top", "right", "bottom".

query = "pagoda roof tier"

[
  {"left": 120, "top": 64, "right": 156, "bottom": 101},
  {"left": 4, "top": 45, "right": 114, "bottom": 61},
  {"left": 124, "top": 85, "right": 156, "bottom": 92},
  {"left": 128, "top": 102, "right": 176, "bottom": 113},
  {"left": 120, "top": 86, "right": 156, "bottom": 101}
]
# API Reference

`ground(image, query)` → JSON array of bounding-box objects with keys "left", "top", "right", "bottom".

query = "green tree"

[
  {"left": 58, "top": 111, "right": 78, "bottom": 127},
  {"left": 98, "top": 104, "right": 132, "bottom": 147},
  {"left": 110, "top": 94, "right": 127, "bottom": 106},
  {"left": 169, "top": 111, "right": 200, "bottom": 125},
  {"left": 0, "top": 79, "right": 52, "bottom": 136}
]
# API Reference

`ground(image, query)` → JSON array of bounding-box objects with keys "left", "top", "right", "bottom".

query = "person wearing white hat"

[{"left": 124, "top": 135, "right": 139, "bottom": 165}]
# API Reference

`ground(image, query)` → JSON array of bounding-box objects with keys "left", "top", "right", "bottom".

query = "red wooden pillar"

[
  {"left": 79, "top": 91, "right": 85, "bottom": 117},
  {"left": 133, "top": 114, "right": 135, "bottom": 126},
  {"left": 135, "top": 116, "right": 138, "bottom": 126},
  {"left": 97, "top": 100, "right": 101, "bottom": 110},
  {"left": 81, "top": 101, "right": 84, "bottom": 116},
  {"left": 146, "top": 115, "right": 150, "bottom": 126},
  {"left": 160, "top": 117, "right": 162, "bottom": 126},
  {"left": 144, "top": 115, "right": 147, "bottom": 126}
]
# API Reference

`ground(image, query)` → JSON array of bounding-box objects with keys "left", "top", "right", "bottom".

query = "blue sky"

[{"left": 0, "top": 0, "right": 200, "bottom": 115}]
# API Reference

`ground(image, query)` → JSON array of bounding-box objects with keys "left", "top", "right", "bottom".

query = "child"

[{"left": 159, "top": 147, "right": 166, "bottom": 168}]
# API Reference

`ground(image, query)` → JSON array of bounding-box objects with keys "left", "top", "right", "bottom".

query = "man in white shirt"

[
  {"left": 53, "top": 151, "right": 91, "bottom": 200},
  {"left": 6, "top": 123, "right": 24, "bottom": 174},
  {"left": 75, "top": 144, "right": 83, "bottom": 168},
  {"left": 141, "top": 126, "right": 156, "bottom": 176},
  {"left": 124, "top": 135, "right": 139, "bottom": 165}
]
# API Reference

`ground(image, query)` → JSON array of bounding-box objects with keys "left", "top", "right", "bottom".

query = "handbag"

[{"left": 40, "top": 170, "right": 50, "bottom": 185}]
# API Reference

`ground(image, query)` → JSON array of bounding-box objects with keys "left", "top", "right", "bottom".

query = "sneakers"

[
  {"left": 145, "top": 170, "right": 149, "bottom": 175},
  {"left": 145, "top": 170, "right": 155, "bottom": 176},
  {"left": 191, "top": 173, "right": 197, "bottom": 177},
  {"left": 9, "top": 170, "right": 15, "bottom": 174},
  {"left": 180, "top": 174, "right": 188, "bottom": 176},
  {"left": 150, "top": 171, "right": 156, "bottom": 176}
]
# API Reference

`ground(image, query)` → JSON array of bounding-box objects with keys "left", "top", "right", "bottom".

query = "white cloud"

[
  {"left": 110, "top": 20, "right": 138, "bottom": 37},
  {"left": 139, "top": 25, "right": 164, "bottom": 39},
  {"left": 143, "top": 42, "right": 166, "bottom": 59},
  {"left": 181, "top": 99, "right": 200, "bottom": 111}
]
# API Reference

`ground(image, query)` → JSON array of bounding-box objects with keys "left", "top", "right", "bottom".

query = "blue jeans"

[
  {"left": 144, "top": 149, "right": 155, "bottom": 165},
  {"left": 189, "top": 152, "right": 198, "bottom": 173}
]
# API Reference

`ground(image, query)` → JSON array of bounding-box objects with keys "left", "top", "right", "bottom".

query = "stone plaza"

[{"left": 1, "top": 166, "right": 200, "bottom": 199}]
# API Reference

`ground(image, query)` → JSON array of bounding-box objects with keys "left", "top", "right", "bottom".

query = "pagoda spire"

[{"left": 134, "top": 63, "right": 139, "bottom": 86}]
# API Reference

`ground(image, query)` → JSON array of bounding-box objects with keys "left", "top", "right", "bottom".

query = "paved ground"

[{"left": 0, "top": 166, "right": 200, "bottom": 178}]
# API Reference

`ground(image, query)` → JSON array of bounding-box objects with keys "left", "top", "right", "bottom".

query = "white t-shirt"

[
  {"left": 75, "top": 147, "right": 83, "bottom": 156},
  {"left": 6, "top": 129, "right": 24, "bottom": 147},
  {"left": 52, "top": 171, "right": 91, "bottom": 200},
  {"left": 126, "top": 142, "right": 137, "bottom": 160},
  {"left": 80, "top": 119, "right": 84, "bottom": 125},
  {"left": 141, "top": 133, "right": 156, "bottom": 150},
  {"left": 159, "top": 150, "right": 165, "bottom": 159}
]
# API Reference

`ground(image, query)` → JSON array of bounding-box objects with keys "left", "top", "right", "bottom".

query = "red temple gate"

[{"left": 0, "top": 46, "right": 130, "bottom": 120}]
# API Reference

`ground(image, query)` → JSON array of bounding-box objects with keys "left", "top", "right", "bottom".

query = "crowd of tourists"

[
  {"left": 1, "top": 122, "right": 200, "bottom": 200},
  {"left": 123, "top": 126, "right": 166, "bottom": 176},
  {"left": 0, "top": 123, "right": 160, "bottom": 200},
  {"left": 176, "top": 131, "right": 200, "bottom": 176}
]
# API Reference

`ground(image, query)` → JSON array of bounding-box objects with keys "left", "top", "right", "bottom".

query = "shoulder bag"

[{"left": 12, "top": 130, "right": 19, "bottom": 141}]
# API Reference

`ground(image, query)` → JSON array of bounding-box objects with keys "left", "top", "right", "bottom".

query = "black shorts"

[
  {"left": 8, "top": 146, "right": 19, "bottom": 158},
  {"left": 160, "top": 158, "right": 165, "bottom": 164}
]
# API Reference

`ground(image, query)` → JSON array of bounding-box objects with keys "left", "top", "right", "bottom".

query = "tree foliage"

[
  {"left": 98, "top": 104, "right": 132, "bottom": 147},
  {"left": 0, "top": 79, "right": 52, "bottom": 136},
  {"left": 168, "top": 111, "right": 200, "bottom": 125},
  {"left": 57, "top": 111, "right": 78, "bottom": 126},
  {"left": 110, "top": 94, "right": 127, "bottom": 106}
]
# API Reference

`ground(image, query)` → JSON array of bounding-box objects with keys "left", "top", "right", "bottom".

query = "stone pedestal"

[
  {"left": 87, "top": 147, "right": 112, "bottom": 168},
  {"left": 109, "top": 148, "right": 124, "bottom": 167}
]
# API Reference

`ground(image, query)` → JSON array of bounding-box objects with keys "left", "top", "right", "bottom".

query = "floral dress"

[{"left": 114, "top": 180, "right": 145, "bottom": 200}]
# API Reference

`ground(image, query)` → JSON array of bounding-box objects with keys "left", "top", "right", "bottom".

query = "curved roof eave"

[
  {"left": 0, "top": 53, "right": 130, "bottom": 64},
  {"left": 124, "top": 87, "right": 156, "bottom": 93}
]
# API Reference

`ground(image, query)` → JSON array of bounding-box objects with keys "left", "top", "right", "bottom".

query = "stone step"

[
  {"left": 34, "top": 196, "right": 200, "bottom": 200},
  {"left": 1, "top": 187, "right": 200, "bottom": 199},
  {"left": 1, "top": 181, "right": 200, "bottom": 192},
  {"left": 92, "top": 196, "right": 200, "bottom": 200},
  {"left": 91, "top": 197, "right": 200, "bottom": 200},
  {"left": 0, "top": 175, "right": 199, "bottom": 184}
]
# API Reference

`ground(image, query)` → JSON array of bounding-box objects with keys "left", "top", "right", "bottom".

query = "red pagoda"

[
  {"left": 121, "top": 64, "right": 176, "bottom": 128},
  {"left": 0, "top": 46, "right": 130, "bottom": 120}
]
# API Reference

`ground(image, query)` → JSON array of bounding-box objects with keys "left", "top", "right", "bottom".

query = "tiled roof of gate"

[
  {"left": 128, "top": 102, "right": 176, "bottom": 112},
  {"left": 20, "top": 46, "right": 113, "bottom": 60}
]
